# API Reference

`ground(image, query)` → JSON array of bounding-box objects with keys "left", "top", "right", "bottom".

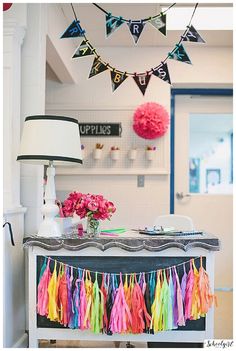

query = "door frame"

[{"left": 170, "top": 88, "right": 233, "bottom": 214}]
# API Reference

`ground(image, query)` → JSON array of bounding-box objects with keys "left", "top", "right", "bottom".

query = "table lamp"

[{"left": 17, "top": 115, "right": 83, "bottom": 237}]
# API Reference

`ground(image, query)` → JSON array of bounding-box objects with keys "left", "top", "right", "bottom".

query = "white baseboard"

[{"left": 12, "top": 333, "right": 28, "bottom": 348}]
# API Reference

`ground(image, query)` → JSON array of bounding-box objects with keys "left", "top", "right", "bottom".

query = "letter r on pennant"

[{"left": 133, "top": 24, "right": 139, "bottom": 34}]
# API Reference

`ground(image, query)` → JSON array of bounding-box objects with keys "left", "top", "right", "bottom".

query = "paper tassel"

[
  {"left": 37, "top": 256, "right": 216, "bottom": 334},
  {"left": 151, "top": 270, "right": 164, "bottom": 332},
  {"left": 181, "top": 263, "right": 187, "bottom": 304},
  {"left": 100, "top": 273, "right": 109, "bottom": 332},
  {"left": 91, "top": 273, "right": 102, "bottom": 334},
  {"left": 198, "top": 257, "right": 217, "bottom": 314},
  {"left": 161, "top": 270, "right": 171, "bottom": 330},
  {"left": 106, "top": 13, "right": 124, "bottom": 37},
  {"left": 109, "top": 273, "right": 132, "bottom": 333},
  {"left": 133, "top": 73, "right": 151, "bottom": 95},
  {"left": 88, "top": 57, "right": 108, "bottom": 78},
  {"left": 60, "top": 20, "right": 85, "bottom": 39},
  {"left": 184, "top": 259, "right": 194, "bottom": 320},
  {"left": 152, "top": 62, "right": 171, "bottom": 85},
  {"left": 79, "top": 270, "right": 88, "bottom": 330},
  {"left": 72, "top": 269, "right": 82, "bottom": 329},
  {"left": 174, "top": 267, "right": 185, "bottom": 326},
  {"left": 128, "top": 20, "right": 145, "bottom": 44},
  {"left": 190, "top": 260, "right": 201, "bottom": 320},
  {"left": 72, "top": 40, "right": 94, "bottom": 59},
  {"left": 110, "top": 70, "right": 128, "bottom": 92},
  {"left": 168, "top": 44, "right": 192, "bottom": 64},
  {"left": 37, "top": 258, "right": 51, "bottom": 316},
  {"left": 106, "top": 278, "right": 114, "bottom": 334},
  {"left": 149, "top": 14, "right": 166, "bottom": 36},
  {"left": 47, "top": 260, "right": 58, "bottom": 321},
  {"left": 183, "top": 25, "right": 205, "bottom": 43},
  {"left": 58, "top": 265, "right": 69, "bottom": 326},
  {"left": 67, "top": 266, "right": 74, "bottom": 328},
  {"left": 83, "top": 270, "right": 93, "bottom": 328},
  {"left": 167, "top": 268, "right": 175, "bottom": 330}
]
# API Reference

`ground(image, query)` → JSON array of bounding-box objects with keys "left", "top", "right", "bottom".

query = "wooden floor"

[
  {"left": 39, "top": 291, "right": 233, "bottom": 348},
  {"left": 39, "top": 340, "right": 147, "bottom": 348}
]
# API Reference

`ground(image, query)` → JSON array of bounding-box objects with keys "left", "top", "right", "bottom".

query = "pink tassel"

[
  {"left": 109, "top": 273, "right": 132, "bottom": 333},
  {"left": 37, "top": 258, "right": 51, "bottom": 316},
  {"left": 173, "top": 266, "right": 185, "bottom": 326},
  {"left": 79, "top": 270, "right": 88, "bottom": 330},
  {"left": 184, "top": 259, "right": 194, "bottom": 321}
]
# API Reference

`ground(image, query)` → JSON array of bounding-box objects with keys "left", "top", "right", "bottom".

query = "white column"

[
  {"left": 3, "top": 18, "right": 27, "bottom": 348},
  {"left": 20, "top": 3, "right": 47, "bottom": 235}
]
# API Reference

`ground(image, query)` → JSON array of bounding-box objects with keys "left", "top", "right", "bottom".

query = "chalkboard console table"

[{"left": 24, "top": 231, "right": 220, "bottom": 348}]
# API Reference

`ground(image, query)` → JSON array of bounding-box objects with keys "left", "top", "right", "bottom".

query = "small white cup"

[
  {"left": 93, "top": 148, "right": 102, "bottom": 160},
  {"left": 129, "top": 149, "right": 137, "bottom": 160},
  {"left": 146, "top": 150, "right": 155, "bottom": 161},
  {"left": 111, "top": 149, "right": 120, "bottom": 160}
]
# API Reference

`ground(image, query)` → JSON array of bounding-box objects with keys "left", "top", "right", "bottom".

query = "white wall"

[
  {"left": 46, "top": 45, "right": 232, "bottom": 229},
  {"left": 3, "top": 5, "right": 28, "bottom": 348}
]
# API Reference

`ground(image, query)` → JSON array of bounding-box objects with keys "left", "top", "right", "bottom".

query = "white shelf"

[{"left": 56, "top": 167, "right": 170, "bottom": 176}]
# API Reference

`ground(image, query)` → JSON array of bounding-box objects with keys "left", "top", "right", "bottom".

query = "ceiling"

[{"left": 59, "top": 3, "right": 233, "bottom": 48}]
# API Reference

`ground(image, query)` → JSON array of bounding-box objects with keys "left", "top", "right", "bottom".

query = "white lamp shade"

[{"left": 17, "top": 115, "right": 83, "bottom": 166}]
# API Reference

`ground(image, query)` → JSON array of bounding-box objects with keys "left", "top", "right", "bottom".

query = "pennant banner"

[
  {"left": 106, "top": 14, "right": 124, "bottom": 37},
  {"left": 89, "top": 57, "right": 108, "bottom": 78},
  {"left": 128, "top": 20, "right": 145, "bottom": 44},
  {"left": 168, "top": 44, "right": 192, "bottom": 64},
  {"left": 149, "top": 13, "right": 166, "bottom": 36},
  {"left": 92, "top": 2, "right": 176, "bottom": 40},
  {"left": 72, "top": 40, "right": 94, "bottom": 58},
  {"left": 152, "top": 62, "right": 171, "bottom": 85},
  {"left": 61, "top": 4, "right": 205, "bottom": 94},
  {"left": 37, "top": 255, "right": 216, "bottom": 334},
  {"left": 183, "top": 25, "right": 206, "bottom": 43},
  {"left": 61, "top": 20, "right": 85, "bottom": 39},
  {"left": 133, "top": 73, "right": 152, "bottom": 95},
  {"left": 110, "top": 70, "right": 128, "bottom": 92}
]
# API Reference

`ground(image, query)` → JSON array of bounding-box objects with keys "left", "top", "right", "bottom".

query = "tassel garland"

[{"left": 37, "top": 256, "right": 216, "bottom": 334}]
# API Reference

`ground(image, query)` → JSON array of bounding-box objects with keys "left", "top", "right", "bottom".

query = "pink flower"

[{"left": 61, "top": 192, "right": 116, "bottom": 221}]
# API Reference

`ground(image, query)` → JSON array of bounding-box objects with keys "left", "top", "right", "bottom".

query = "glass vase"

[{"left": 86, "top": 217, "right": 101, "bottom": 238}]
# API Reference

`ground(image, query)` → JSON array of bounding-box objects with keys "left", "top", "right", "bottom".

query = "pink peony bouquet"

[{"left": 62, "top": 192, "right": 116, "bottom": 221}]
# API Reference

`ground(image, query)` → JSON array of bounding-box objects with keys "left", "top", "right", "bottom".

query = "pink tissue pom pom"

[{"left": 133, "top": 102, "right": 170, "bottom": 139}]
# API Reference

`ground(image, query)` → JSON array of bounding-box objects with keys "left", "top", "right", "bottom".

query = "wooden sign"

[{"left": 79, "top": 123, "right": 122, "bottom": 137}]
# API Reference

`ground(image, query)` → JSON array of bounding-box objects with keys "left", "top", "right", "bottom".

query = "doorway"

[{"left": 170, "top": 88, "right": 233, "bottom": 339}]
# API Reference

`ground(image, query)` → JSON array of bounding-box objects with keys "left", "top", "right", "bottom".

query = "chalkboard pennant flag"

[
  {"left": 152, "top": 62, "right": 171, "bottom": 85},
  {"left": 60, "top": 20, "right": 85, "bottom": 39},
  {"left": 133, "top": 73, "right": 151, "bottom": 95},
  {"left": 182, "top": 25, "right": 206, "bottom": 43},
  {"left": 168, "top": 44, "right": 192, "bottom": 64},
  {"left": 110, "top": 70, "right": 128, "bottom": 92},
  {"left": 72, "top": 40, "right": 94, "bottom": 58},
  {"left": 88, "top": 57, "right": 108, "bottom": 78},
  {"left": 106, "top": 13, "right": 124, "bottom": 37},
  {"left": 128, "top": 20, "right": 145, "bottom": 44},
  {"left": 149, "top": 13, "right": 166, "bottom": 36}
]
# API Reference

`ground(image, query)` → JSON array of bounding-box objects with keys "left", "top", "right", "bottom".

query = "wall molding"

[
  {"left": 3, "top": 206, "right": 27, "bottom": 216},
  {"left": 12, "top": 332, "right": 28, "bottom": 348}
]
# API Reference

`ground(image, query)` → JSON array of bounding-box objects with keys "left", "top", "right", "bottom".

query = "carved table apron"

[{"left": 24, "top": 232, "right": 220, "bottom": 348}]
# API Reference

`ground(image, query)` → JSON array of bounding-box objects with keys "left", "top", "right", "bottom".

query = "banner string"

[
  {"left": 92, "top": 2, "right": 177, "bottom": 23},
  {"left": 70, "top": 3, "right": 199, "bottom": 77},
  {"left": 42, "top": 254, "right": 201, "bottom": 276},
  {"left": 71, "top": 2, "right": 78, "bottom": 21}
]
